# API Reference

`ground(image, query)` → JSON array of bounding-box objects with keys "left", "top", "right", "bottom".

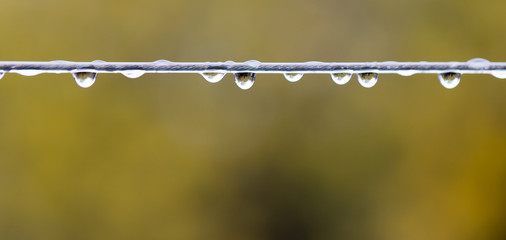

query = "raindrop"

[
  {"left": 438, "top": 72, "right": 461, "bottom": 89},
  {"left": 491, "top": 71, "right": 506, "bottom": 79},
  {"left": 397, "top": 70, "right": 417, "bottom": 76},
  {"left": 15, "top": 70, "right": 43, "bottom": 76},
  {"left": 284, "top": 73, "right": 303, "bottom": 82},
  {"left": 154, "top": 60, "right": 172, "bottom": 64},
  {"left": 330, "top": 72, "right": 352, "bottom": 85},
  {"left": 121, "top": 70, "right": 145, "bottom": 79},
  {"left": 72, "top": 72, "right": 97, "bottom": 88},
  {"left": 357, "top": 73, "right": 378, "bottom": 88},
  {"left": 245, "top": 60, "right": 261, "bottom": 68},
  {"left": 467, "top": 58, "right": 490, "bottom": 68},
  {"left": 234, "top": 72, "right": 255, "bottom": 90},
  {"left": 200, "top": 72, "right": 226, "bottom": 83}
]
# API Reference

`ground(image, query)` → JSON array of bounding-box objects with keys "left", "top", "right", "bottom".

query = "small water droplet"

[
  {"left": 491, "top": 71, "right": 506, "bottom": 79},
  {"left": 234, "top": 72, "right": 255, "bottom": 90},
  {"left": 397, "top": 70, "right": 417, "bottom": 76},
  {"left": 438, "top": 72, "right": 461, "bottom": 89},
  {"left": 121, "top": 70, "right": 145, "bottom": 79},
  {"left": 330, "top": 72, "right": 352, "bottom": 85},
  {"left": 154, "top": 60, "right": 172, "bottom": 65},
  {"left": 200, "top": 72, "right": 226, "bottom": 83},
  {"left": 245, "top": 60, "right": 261, "bottom": 68},
  {"left": 467, "top": 58, "right": 490, "bottom": 68},
  {"left": 72, "top": 72, "right": 97, "bottom": 88},
  {"left": 15, "top": 70, "right": 43, "bottom": 76},
  {"left": 284, "top": 73, "right": 303, "bottom": 82},
  {"left": 357, "top": 73, "right": 378, "bottom": 88}
]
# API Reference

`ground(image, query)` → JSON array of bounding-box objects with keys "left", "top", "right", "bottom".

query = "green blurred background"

[{"left": 1, "top": 0, "right": 506, "bottom": 239}]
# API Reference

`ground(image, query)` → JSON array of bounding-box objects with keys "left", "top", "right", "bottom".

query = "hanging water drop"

[
  {"left": 121, "top": 70, "right": 145, "bottom": 79},
  {"left": 234, "top": 72, "right": 255, "bottom": 90},
  {"left": 330, "top": 72, "right": 352, "bottom": 85},
  {"left": 0, "top": 71, "right": 4, "bottom": 80},
  {"left": 72, "top": 72, "right": 97, "bottom": 88},
  {"left": 15, "top": 70, "right": 43, "bottom": 76},
  {"left": 438, "top": 72, "right": 461, "bottom": 89},
  {"left": 357, "top": 73, "right": 378, "bottom": 88},
  {"left": 491, "top": 71, "right": 506, "bottom": 79},
  {"left": 200, "top": 72, "right": 226, "bottom": 83},
  {"left": 284, "top": 73, "right": 303, "bottom": 82},
  {"left": 397, "top": 70, "right": 417, "bottom": 76}
]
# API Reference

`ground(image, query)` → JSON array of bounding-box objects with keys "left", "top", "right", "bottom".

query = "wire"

[
  {"left": 1, "top": 59, "right": 505, "bottom": 89},
  {"left": 0, "top": 59, "right": 505, "bottom": 74}
]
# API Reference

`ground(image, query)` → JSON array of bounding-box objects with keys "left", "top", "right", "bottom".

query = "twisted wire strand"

[{"left": 0, "top": 59, "right": 505, "bottom": 74}]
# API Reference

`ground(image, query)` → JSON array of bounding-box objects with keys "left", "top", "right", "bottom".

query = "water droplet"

[
  {"left": 234, "top": 72, "right": 255, "bottom": 90},
  {"left": 154, "top": 60, "right": 172, "bottom": 64},
  {"left": 121, "top": 70, "right": 145, "bottom": 79},
  {"left": 15, "top": 70, "right": 43, "bottom": 76},
  {"left": 491, "top": 71, "right": 506, "bottom": 79},
  {"left": 200, "top": 72, "right": 226, "bottom": 83},
  {"left": 397, "top": 70, "right": 417, "bottom": 76},
  {"left": 72, "top": 72, "right": 97, "bottom": 88},
  {"left": 438, "top": 72, "right": 461, "bottom": 89},
  {"left": 357, "top": 73, "right": 378, "bottom": 88},
  {"left": 467, "top": 58, "right": 490, "bottom": 68},
  {"left": 330, "top": 72, "right": 352, "bottom": 85},
  {"left": 0, "top": 71, "right": 5, "bottom": 80},
  {"left": 284, "top": 73, "right": 303, "bottom": 82},
  {"left": 245, "top": 60, "right": 261, "bottom": 68}
]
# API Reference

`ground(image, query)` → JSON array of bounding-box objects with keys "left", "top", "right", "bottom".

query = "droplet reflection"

[
  {"left": 234, "top": 72, "right": 255, "bottom": 90},
  {"left": 72, "top": 72, "right": 97, "bottom": 88}
]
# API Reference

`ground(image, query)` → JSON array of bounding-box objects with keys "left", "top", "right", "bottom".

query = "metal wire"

[{"left": 1, "top": 59, "right": 505, "bottom": 74}]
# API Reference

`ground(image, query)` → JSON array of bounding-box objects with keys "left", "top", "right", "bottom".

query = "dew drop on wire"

[
  {"left": 467, "top": 58, "right": 490, "bottom": 68},
  {"left": 284, "top": 73, "right": 303, "bottom": 82},
  {"left": 121, "top": 70, "right": 145, "bottom": 79},
  {"left": 397, "top": 70, "right": 417, "bottom": 76},
  {"left": 15, "top": 70, "right": 43, "bottom": 76},
  {"left": 200, "top": 72, "right": 226, "bottom": 83},
  {"left": 330, "top": 73, "right": 352, "bottom": 85},
  {"left": 72, "top": 72, "right": 97, "bottom": 88},
  {"left": 438, "top": 72, "right": 461, "bottom": 89},
  {"left": 234, "top": 72, "right": 255, "bottom": 90},
  {"left": 491, "top": 71, "right": 506, "bottom": 79},
  {"left": 358, "top": 73, "right": 378, "bottom": 88},
  {"left": 245, "top": 60, "right": 261, "bottom": 68}
]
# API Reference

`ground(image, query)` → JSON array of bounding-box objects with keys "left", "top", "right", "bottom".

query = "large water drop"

[
  {"left": 200, "top": 72, "right": 226, "bottom": 83},
  {"left": 438, "top": 72, "right": 461, "bottom": 89},
  {"left": 284, "top": 73, "right": 303, "bottom": 82},
  {"left": 491, "top": 71, "right": 506, "bottom": 79},
  {"left": 72, "top": 72, "right": 97, "bottom": 88},
  {"left": 357, "top": 73, "right": 378, "bottom": 88},
  {"left": 234, "top": 72, "right": 255, "bottom": 90},
  {"left": 121, "top": 70, "right": 145, "bottom": 79},
  {"left": 330, "top": 72, "right": 352, "bottom": 85}
]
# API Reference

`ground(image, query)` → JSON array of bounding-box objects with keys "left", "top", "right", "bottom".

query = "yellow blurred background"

[{"left": 1, "top": 0, "right": 506, "bottom": 239}]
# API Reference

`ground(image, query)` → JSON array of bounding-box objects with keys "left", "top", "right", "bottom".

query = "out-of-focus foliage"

[{"left": 0, "top": 0, "right": 506, "bottom": 239}]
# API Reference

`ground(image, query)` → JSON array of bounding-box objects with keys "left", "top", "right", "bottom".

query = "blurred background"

[{"left": 0, "top": 0, "right": 506, "bottom": 239}]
